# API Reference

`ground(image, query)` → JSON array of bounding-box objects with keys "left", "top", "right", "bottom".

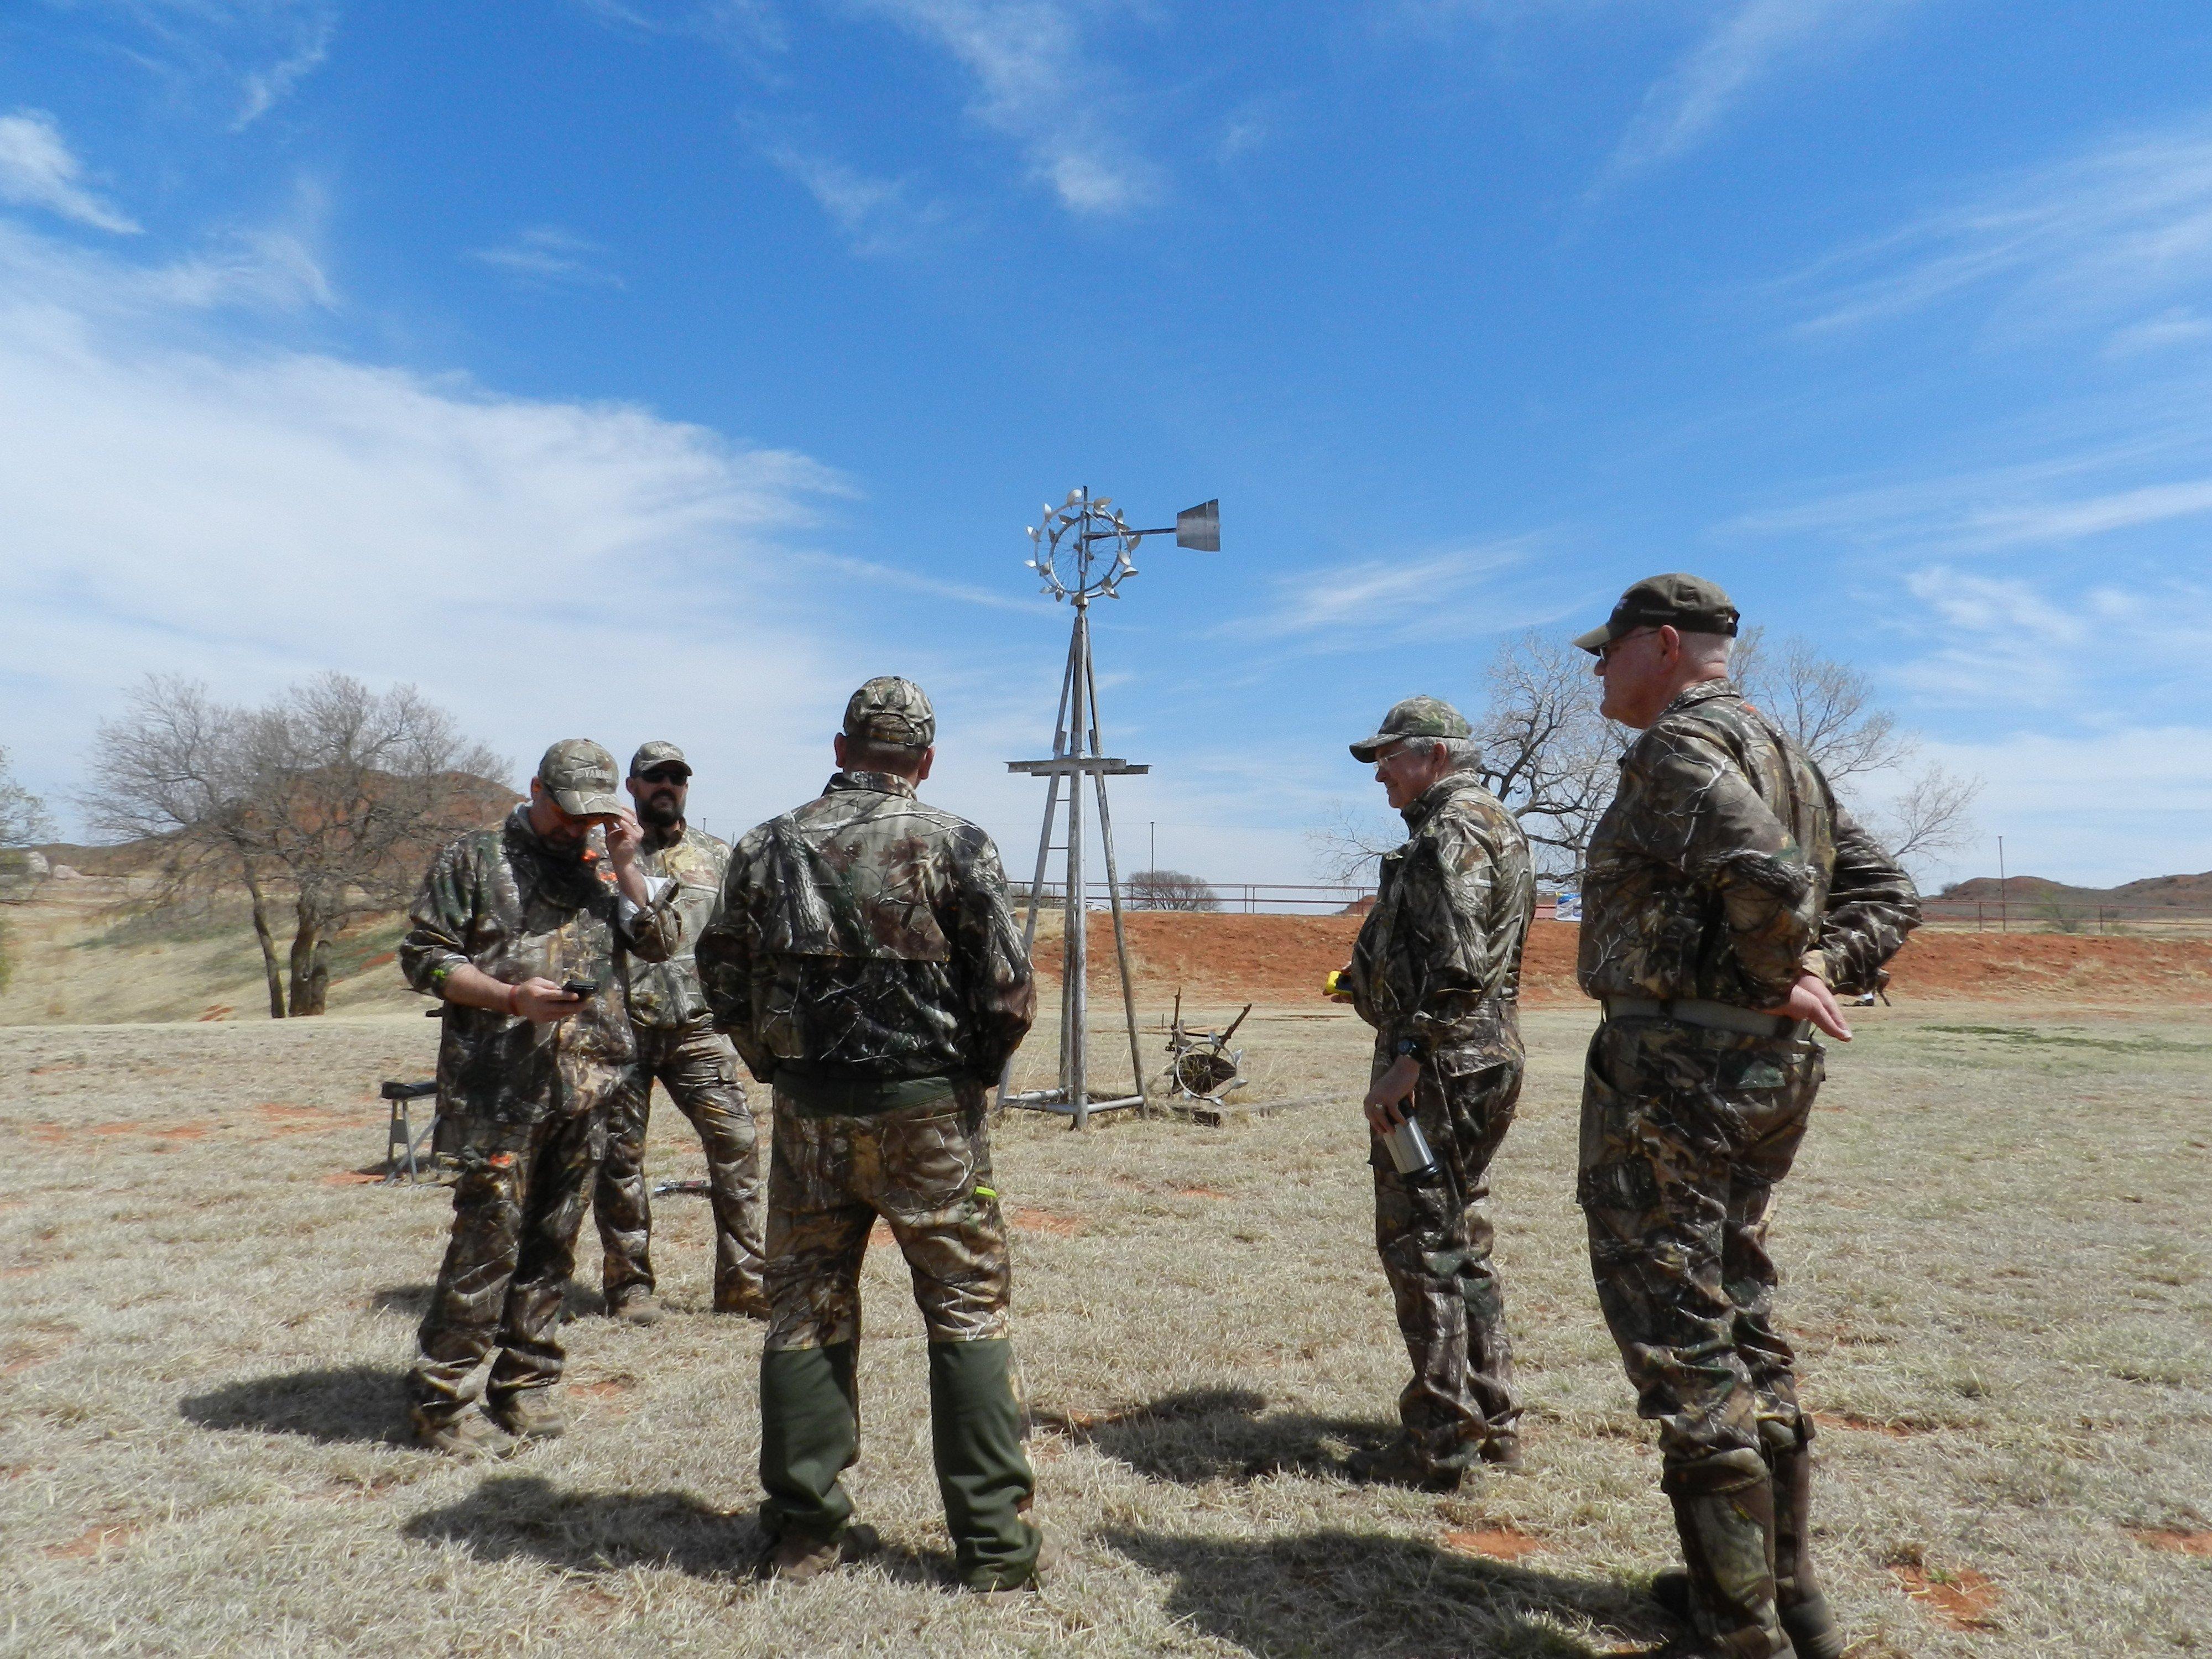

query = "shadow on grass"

[
  {"left": 1105, "top": 1526, "right": 1670, "bottom": 1659},
  {"left": 368, "top": 1281, "right": 609, "bottom": 1320},
  {"left": 1035, "top": 1387, "right": 1394, "bottom": 1483},
  {"left": 406, "top": 1475, "right": 982, "bottom": 1592},
  {"left": 180, "top": 1363, "right": 410, "bottom": 1445},
  {"left": 403, "top": 1474, "right": 764, "bottom": 1579}
]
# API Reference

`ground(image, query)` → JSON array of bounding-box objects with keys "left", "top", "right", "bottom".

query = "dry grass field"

[{"left": 3, "top": 1000, "right": 2208, "bottom": 1657}]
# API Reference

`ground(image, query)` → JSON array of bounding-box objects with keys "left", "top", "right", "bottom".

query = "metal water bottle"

[{"left": 1385, "top": 1113, "right": 1443, "bottom": 1185}]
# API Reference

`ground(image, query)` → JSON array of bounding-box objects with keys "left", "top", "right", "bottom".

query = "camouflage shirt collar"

[
  {"left": 503, "top": 802, "right": 591, "bottom": 872},
  {"left": 642, "top": 818, "right": 688, "bottom": 854},
  {"left": 824, "top": 769, "right": 919, "bottom": 801},
  {"left": 1400, "top": 770, "right": 1488, "bottom": 833},
  {"left": 1663, "top": 676, "right": 1740, "bottom": 718}
]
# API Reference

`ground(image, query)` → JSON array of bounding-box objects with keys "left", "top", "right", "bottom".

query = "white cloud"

[
  {"left": 1608, "top": 0, "right": 1920, "bottom": 177},
  {"left": 1914, "top": 726, "right": 2212, "bottom": 886},
  {"left": 2104, "top": 307, "right": 2212, "bottom": 358},
  {"left": 467, "top": 226, "right": 624, "bottom": 289},
  {"left": 0, "top": 218, "right": 869, "bottom": 842},
  {"left": 1791, "top": 119, "right": 2212, "bottom": 337},
  {"left": 1232, "top": 540, "right": 1571, "bottom": 648},
  {"left": 234, "top": 6, "right": 336, "bottom": 127},
  {"left": 761, "top": 145, "right": 948, "bottom": 253},
  {"left": 0, "top": 110, "right": 140, "bottom": 234},
  {"left": 855, "top": 0, "right": 1157, "bottom": 215}
]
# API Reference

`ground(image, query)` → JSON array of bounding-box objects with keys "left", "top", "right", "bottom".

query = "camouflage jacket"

[
  {"left": 399, "top": 804, "right": 682, "bottom": 1120},
  {"left": 697, "top": 770, "right": 1036, "bottom": 1087},
  {"left": 620, "top": 822, "right": 729, "bottom": 1030},
  {"left": 1350, "top": 772, "right": 1536, "bottom": 1062},
  {"left": 1577, "top": 680, "right": 1921, "bottom": 1007}
]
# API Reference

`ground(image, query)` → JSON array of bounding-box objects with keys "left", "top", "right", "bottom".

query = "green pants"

[{"left": 757, "top": 1087, "right": 1037, "bottom": 1589}]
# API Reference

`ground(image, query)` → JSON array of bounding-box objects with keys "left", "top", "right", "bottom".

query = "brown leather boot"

[
  {"left": 489, "top": 1389, "right": 567, "bottom": 1442},
  {"left": 410, "top": 1406, "right": 517, "bottom": 1459},
  {"left": 1662, "top": 1449, "right": 1791, "bottom": 1658},
  {"left": 1768, "top": 1422, "right": 1845, "bottom": 1659}
]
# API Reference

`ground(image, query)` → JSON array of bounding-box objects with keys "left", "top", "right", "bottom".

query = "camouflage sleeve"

[
  {"left": 1401, "top": 813, "right": 1511, "bottom": 1052},
  {"left": 950, "top": 828, "right": 1036, "bottom": 1083},
  {"left": 397, "top": 836, "right": 478, "bottom": 997},
  {"left": 1818, "top": 799, "right": 1922, "bottom": 994},
  {"left": 695, "top": 847, "right": 759, "bottom": 1061},
  {"left": 618, "top": 881, "right": 681, "bottom": 963},
  {"left": 1626, "top": 724, "right": 1820, "bottom": 1004}
]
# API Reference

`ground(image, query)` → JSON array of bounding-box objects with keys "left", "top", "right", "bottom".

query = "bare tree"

[
  {"left": 82, "top": 674, "right": 509, "bottom": 1018},
  {"left": 1731, "top": 628, "right": 1912, "bottom": 784},
  {"left": 1123, "top": 869, "right": 1223, "bottom": 911},
  {"left": 1468, "top": 632, "right": 1625, "bottom": 879},
  {"left": 0, "top": 747, "right": 56, "bottom": 914},
  {"left": 1863, "top": 763, "right": 1984, "bottom": 867}
]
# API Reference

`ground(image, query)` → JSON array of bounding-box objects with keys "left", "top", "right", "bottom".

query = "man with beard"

[
  {"left": 592, "top": 742, "right": 769, "bottom": 1324},
  {"left": 1572, "top": 576, "right": 1919, "bottom": 1658},
  {"left": 399, "top": 739, "right": 682, "bottom": 1455},
  {"left": 1337, "top": 696, "right": 1535, "bottom": 1490}
]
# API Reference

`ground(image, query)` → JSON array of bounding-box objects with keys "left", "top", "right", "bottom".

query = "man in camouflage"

[
  {"left": 1337, "top": 696, "right": 1536, "bottom": 1490},
  {"left": 1572, "top": 576, "right": 1920, "bottom": 1659},
  {"left": 398, "top": 739, "right": 684, "bottom": 1457},
  {"left": 697, "top": 677, "right": 1042, "bottom": 1593},
  {"left": 592, "top": 742, "right": 768, "bottom": 1325}
]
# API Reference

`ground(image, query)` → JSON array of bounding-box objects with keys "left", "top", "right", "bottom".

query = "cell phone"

[{"left": 561, "top": 978, "right": 599, "bottom": 997}]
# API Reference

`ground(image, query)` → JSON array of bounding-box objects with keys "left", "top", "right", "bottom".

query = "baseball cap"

[
  {"left": 842, "top": 676, "right": 936, "bottom": 749},
  {"left": 629, "top": 740, "right": 690, "bottom": 779},
  {"left": 536, "top": 739, "right": 623, "bottom": 817},
  {"left": 1573, "top": 574, "right": 1740, "bottom": 654},
  {"left": 1349, "top": 695, "right": 1473, "bottom": 762}
]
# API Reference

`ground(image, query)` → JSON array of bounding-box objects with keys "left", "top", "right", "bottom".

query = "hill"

[{"left": 1942, "top": 871, "right": 2212, "bottom": 914}]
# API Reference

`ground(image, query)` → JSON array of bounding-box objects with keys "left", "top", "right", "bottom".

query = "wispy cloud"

[
  {"left": 1234, "top": 540, "right": 1559, "bottom": 646},
  {"left": 1789, "top": 120, "right": 2212, "bottom": 337},
  {"left": 855, "top": 0, "right": 1157, "bottom": 215},
  {"left": 467, "top": 226, "right": 625, "bottom": 290},
  {"left": 761, "top": 144, "right": 948, "bottom": 254},
  {"left": 0, "top": 110, "right": 140, "bottom": 234},
  {"left": 1608, "top": 0, "right": 1921, "bottom": 178},
  {"left": 234, "top": 7, "right": 336, "bottom": 127},
  {"left": 804, "top": 551, "right": 1048, "bottom": 613}
]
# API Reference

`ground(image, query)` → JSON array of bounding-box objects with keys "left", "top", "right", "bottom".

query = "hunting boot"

[
  {"left": 608, "top": 1288, "right": 662, "bottom": 1326},
  {"left": 714, "top": 1278, "right": 772, "bottom": 1321},
  {"left": 1662, "top": 1448, "right": 1791, "bottom": 1658},
  {"left": 410, "top": 1405, "right": 517, "bottom": 1460},
  {"left": 1767, "top": 1420, "right": 1846, "bottom": 1659},
  {"left": 489, "top": 1389, "right": 567, "bottom": 1442}
]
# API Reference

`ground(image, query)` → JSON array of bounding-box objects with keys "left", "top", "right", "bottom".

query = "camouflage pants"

[
  {"left": 1370, "top": 1041, "right": 1523, "bottom": 1471},
  {"left": 1576, "top": 1015, "right": 1824, "bottom": 1469},
  {"left": 408, "top": 1058, "right": 624, "bottom": 1418},
  {"left": 763, "top": 1082, "right": 1011, "bottom": 1350},
  {"left": 594, "top": 1021, "right": 765, "bottom": 1305}
]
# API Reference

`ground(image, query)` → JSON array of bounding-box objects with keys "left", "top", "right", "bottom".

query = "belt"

[{"left": 1602, "top": 997, "right": 1801, "bottom": 1040}]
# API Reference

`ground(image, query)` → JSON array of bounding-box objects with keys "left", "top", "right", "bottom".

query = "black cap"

[{"left": 1573, "top": 573, "right": 1740, "bottom": 654}]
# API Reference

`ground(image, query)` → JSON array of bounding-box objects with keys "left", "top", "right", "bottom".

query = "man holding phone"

[
  {"left": 592, "top": 742, "right": 768, "bottom": 1325},
  {"left": 398, "top": 739, "right": 682, "bottom": 1456}
]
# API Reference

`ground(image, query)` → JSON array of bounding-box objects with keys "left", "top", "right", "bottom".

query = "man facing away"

[
  {"left": 398, "top": 740, "right": 682, "bottom": 1456},
  {"left": 1337, "top": 696, "right": 1536, "bottom": 1490},
  {"left": 592, "top": 742, "right": 769, "bottom": 1324},
  {"left": 697, "top": 677, "right": 1043, "bottom": 1593},
  {"left": 1572, "top": 575, "right": 1919, "bottom": 1659}
]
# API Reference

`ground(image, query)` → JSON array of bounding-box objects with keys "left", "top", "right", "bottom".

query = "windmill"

[{"left": 999, "top": 486, "right": 1220, "bottom": 1129}]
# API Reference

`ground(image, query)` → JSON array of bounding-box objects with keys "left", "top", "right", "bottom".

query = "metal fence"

[
  {"left": 1918, "top": 899, "right": 2212, "bottom": 935},
  {"left": 1013, "top": 880, "right": 1375, "bottom": 915}
]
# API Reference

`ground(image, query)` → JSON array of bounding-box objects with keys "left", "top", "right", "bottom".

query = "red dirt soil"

[{"left": 1035, "top": 914, "right": 2212, "bottom": 1007}]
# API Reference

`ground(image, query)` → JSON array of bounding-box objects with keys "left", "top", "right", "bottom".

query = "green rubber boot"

[
  {"left": 759, "top": 1343, "right": 860, "bottom": 1548},
  {"left": 928, "top": 1339, "right": 1040, "bottom": 1591}
]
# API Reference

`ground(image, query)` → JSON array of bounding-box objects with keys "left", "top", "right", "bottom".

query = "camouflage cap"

[
  {"left": 629, "top": 740, "right": 690, "bottom": 779},
  {"left": 843, "top": 676, "right": 936, "bottom": 749},
  {"left": 1349, "top": 695, "right": 1472, "bottom": 761},
  {"left": 1573, "top": 573, "right": 1740, "bottom": 654},
  {"left": 536, "top": 739, "right": 623, "bottom": 818}
]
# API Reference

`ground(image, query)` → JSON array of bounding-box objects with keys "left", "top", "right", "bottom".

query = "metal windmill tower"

[{"left": 999, "top": 486, "right": 1220, "bottom": 1129}]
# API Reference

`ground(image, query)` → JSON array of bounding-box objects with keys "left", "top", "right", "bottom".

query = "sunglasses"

[{"left": 635, "top": 767, "right": 689, "bottom": 785}]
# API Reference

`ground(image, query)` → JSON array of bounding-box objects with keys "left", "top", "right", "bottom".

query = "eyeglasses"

[
  {"left": 635, "top": 768, "right": 689, "bottom": 785},
  {"left": 1594, "top": 627, "right": 1657, "bottom": 668}
]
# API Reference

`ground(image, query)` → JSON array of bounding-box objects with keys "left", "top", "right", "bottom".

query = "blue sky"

[{"left": 4, "top": 1, "right": 2211, "bottom": 889}]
